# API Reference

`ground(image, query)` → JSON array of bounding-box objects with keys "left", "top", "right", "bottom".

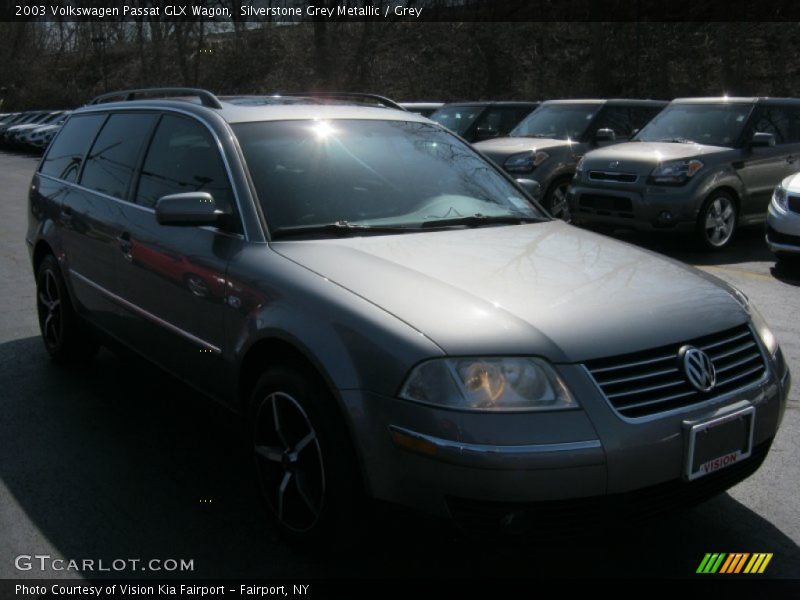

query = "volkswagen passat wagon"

[
  {"left": 27, "top": 88, "right": 790, "bottom": 543},
  {"left": 569, "top": 97, "right": 800, "bottom": 250}
]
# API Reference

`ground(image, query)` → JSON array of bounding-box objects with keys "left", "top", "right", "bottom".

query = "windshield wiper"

[
  {"left": 420, "top": 213, "right": 545, "bottom": 229},
  {"left": 270, "top": 220, "right": 424, "bottom": 239},
  {"left": 656, "top": 137, "right": 695, "bottom": 144}
]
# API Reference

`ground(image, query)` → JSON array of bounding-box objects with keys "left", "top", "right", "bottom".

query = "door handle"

[{"left": 117, "top": 232, "right": 133, "bottom": 261}]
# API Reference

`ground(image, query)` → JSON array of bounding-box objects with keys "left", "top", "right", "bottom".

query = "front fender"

[{"left": 228, "top": 244, "right": 445, "bottom": 398}]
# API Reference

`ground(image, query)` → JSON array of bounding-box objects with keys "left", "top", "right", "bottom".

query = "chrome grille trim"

[{"left": 584, "top": 324, "right": 768, "bottom": 419}]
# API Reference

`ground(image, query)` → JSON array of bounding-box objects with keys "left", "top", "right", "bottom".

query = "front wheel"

[
  {"left": 544, "top": 178, "right": 573, "bottom": 221},
  {"left": 248, "top": 364, "right": 364, "bottom": 549},
  {"left": 696, "top": 192, "right": 737, "bottom": 250}
]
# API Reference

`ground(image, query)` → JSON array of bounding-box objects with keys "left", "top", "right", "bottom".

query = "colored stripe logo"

[{"left": 697, "top": 553, "right": 773, "bottom": 574}]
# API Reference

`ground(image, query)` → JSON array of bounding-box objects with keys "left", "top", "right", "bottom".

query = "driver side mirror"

[
  {"left": 474, "top": 124, "right": 499, "bottom": 141},
  {"left": 750, "top": 132, "right": 776, "bottom": 148},
  {"left": 155, "top": 192, "right": 230, "bottom": 226},
  {"left": 594, "top": 128, "right": 616, "bottom": 145}
]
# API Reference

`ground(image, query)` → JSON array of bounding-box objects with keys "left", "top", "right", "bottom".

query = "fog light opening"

[{"left": 658, "top": 210, "right": 674, "bottom": 224}]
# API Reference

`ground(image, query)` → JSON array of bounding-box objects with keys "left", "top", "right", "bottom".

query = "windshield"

[
  {"left": 634, "top": 103, "right": 752, "bottom": 147},
  {"left": 428, "top": 106, "right": 484, "bottom": 136},
  {"left": 233, "top": 119, "right": 543, "bottom": 236},
  {"left": 510, "top": 104, "right": 599, "bottom": 140}
]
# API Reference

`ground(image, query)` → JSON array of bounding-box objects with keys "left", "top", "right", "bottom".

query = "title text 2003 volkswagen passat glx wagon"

[{"left": 28, "top": 88, "right": 790, "bottom": 544}]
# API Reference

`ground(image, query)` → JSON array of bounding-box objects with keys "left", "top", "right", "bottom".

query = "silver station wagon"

[{"left": 27, "top": 88, "right": 791, "bottom": 544}]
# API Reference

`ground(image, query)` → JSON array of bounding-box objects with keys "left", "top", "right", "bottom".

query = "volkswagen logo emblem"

[
  {"left": 679, "top": 346, "right": 716, "bottom": 392},
  {"left": 608, "top": 161, "right": 620, "bottom": 169}
]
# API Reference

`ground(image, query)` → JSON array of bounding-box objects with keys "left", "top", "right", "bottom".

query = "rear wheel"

[
  {"left": 35, "top": 254, "right": 99, "bottom": 363},
  {"left": 544, "top": 177, "right": 573, "bottom": 221},
  {"left": 248, "top": 364, "right": 364, "bottom": 549},
  {"left": 696, "top": 191, "right": 737, "bottom": 250}
]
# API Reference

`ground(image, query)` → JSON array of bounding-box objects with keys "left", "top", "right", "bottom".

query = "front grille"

[
  {"left": 577, "top": 193, "right": 634, "bottom": 218},
  {"left": 589, "top": 171, "right": 638, "bottom": 183},
  {"left": 788, "top": 195, "right": 800, "bottom": 214},
  {"left": 766, "top": 224, "right": 800, "bottom": 246},
  {"left": 584, "top": 324, "right": 767, "bottom": 419},
  {"left": 447, "top": 438, "right": 772, "bottom": 536}
]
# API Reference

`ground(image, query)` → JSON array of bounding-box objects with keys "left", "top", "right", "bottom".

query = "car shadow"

[
  {"left": 1, "top": 336, "right": 798, "bottom": 579},
  {"left": 604, "top": 226, "right": 775, "bottom": 267}
]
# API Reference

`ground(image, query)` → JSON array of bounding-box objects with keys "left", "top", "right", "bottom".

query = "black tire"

[
  {"left": 544, "top": 177, "right": 573, "bottom": 221},
  {"left": 247, "top": 363, "right": 364, "bottom": 550},
  {"left": 696, "top": 191, "right": 738, "bottom": 250},
  {"left": 35, "top": 254, "right": 99, "bottom": 363}
]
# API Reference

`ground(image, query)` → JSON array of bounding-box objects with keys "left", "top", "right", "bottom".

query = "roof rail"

[
  {"left": 88, "top": 88, "right": 223, "bottom": 109},
  {"left": 279, "top": 92, "right": 406, "bottom": 111}
]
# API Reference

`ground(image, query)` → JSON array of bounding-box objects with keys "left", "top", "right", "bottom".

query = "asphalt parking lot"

[{"left": 0, "top": 149, "right": 798, "bottom": 580}]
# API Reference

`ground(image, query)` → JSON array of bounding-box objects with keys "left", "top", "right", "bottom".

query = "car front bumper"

[
  {"left": 766, "top": 202, "right": 800, "bottom": 255},
  {"left": 340, "top": 349, "right": 790, "bottom": 526},
  {"left": 567, "top": 180, "right": 704, "bottom": 232}
]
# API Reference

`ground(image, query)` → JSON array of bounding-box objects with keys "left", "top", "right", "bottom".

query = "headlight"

[
  {"left": 771, "top": 184, "right": 789, "bottom": 212},
  {"left": 729, "top": 288, "right": 778, "bottom": 357},
  {"left": 399, "top": 357, "right": 578, "bottom": 412},
  {"left": 504, "top": 151, "right": 549, "bottom": 173},
  {"left": 649, "top": 159, "right": 704, "bottom": 185}
]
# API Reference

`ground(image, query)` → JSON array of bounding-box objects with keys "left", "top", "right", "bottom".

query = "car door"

[
  {"left": 113, "top": 112, "right": 245, "bottom": 399},
  {"left": 47, "top": 112, "right": 154, "bottom": 335},
  {"left": 737, "top": 105, "right": 796, "bottom": 219}
]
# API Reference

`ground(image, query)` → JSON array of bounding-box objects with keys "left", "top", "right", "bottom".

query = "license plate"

[{"left": 685, "top": 406, "right": 755, "bottom": 481}]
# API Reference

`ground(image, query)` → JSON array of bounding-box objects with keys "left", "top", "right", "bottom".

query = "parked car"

[
  {"left": 429, "top": 101, "right": 539, "bottom": 143},
  {"left": 16, "top": 112, "right": 70, "bottom": 150},
  {"left": 0, "top": 111, "right": 40, "bottom": 136},
  {"left": 4, "top": 111, "right": 64, "bottom": 146},
  {"left": 475, "top": 99, "right": 667, "bottom": 219},
  {"left": 28, "top": 88, "right": 789, "bottom": 544},
  {"left": 399, "top": 102, "right": 444, "bottom": 117},
  {"left": 23, "top": 122, "right": 62, "bottom": 152},
  {"left": 569, "top": 97, "right": 800, "bottom": 250},
  {"left": 766, "top": 176, "right": 800, "bottom": 266}
]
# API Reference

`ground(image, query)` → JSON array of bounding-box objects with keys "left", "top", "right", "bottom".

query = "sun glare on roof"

[{"left": 311, "top": 120, "right": 336, "bottom": 140}]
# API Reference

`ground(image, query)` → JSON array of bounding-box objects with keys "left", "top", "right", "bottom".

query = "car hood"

[
  {"left": 582, "top": 141, "right": 733, "bottom": 175},
  {"left": 273, "top": 221, "right": 747, "bottom": 362},
  {"left": 474, "top": 136, "right": 572, "bottom": 158}
]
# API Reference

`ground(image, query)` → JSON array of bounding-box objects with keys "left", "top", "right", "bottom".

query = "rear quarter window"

[{"left": 39, "top": 114, "right": 106, "bottom": 183}]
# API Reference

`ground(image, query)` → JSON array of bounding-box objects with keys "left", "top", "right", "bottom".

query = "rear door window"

[
  {"left": 40, "top": 114, "right": 106, "bottom": 183},
  {"left": 593, "top": 107, "right": 634, "bottom": 139},
  {"left": 134, "top": 114, "right": 234, "bottom": 213},
  {"left": 80, "top": 113, "right": 157, "bottom": 200},
  {"left": 751, "top": 106, "right": 791, "bottom": 144},
  {"left": 474, "top": 107, "right": 535, "bottom": 137}
]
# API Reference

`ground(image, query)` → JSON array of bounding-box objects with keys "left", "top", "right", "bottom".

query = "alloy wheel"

[
  {"left": 548, "top": 182, "right": 572, "bottom": 221},
  {"left": 37, "top": 268, "right": 62, "bottom": 349},
  {"left": 704, "top": 196, "right": 735, "bottom": 247},
  {"left": 254, "top": 392, "right": 325, "bottom": 533}
]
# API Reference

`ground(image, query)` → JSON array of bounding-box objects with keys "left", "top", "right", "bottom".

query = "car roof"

[
  {"left": 671, "top": 96, "right": 800, "bottom": 105},
  {"left": 437, "top": 101, "right": 539, "bottom": 108},
  {"left": 541, "top": 98, "right": 668, "bottom": 106},
  {"left": 73, "top": 97, "right": 433, "bottom": 125}
]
